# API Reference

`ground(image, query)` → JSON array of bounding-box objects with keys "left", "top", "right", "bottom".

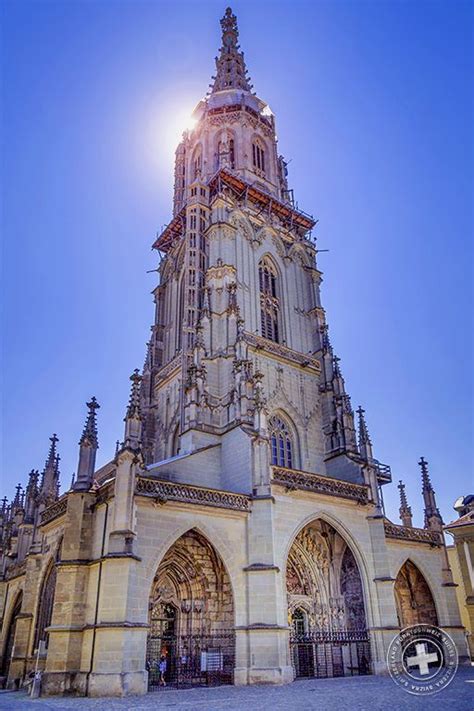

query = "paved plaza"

[{"left": 1, "top": 667, "right": 473, "bottom": 711}]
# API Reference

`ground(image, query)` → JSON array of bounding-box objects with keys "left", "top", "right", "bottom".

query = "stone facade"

[{"left": 0, "top": 7, "right": 467, "bottom": 697}]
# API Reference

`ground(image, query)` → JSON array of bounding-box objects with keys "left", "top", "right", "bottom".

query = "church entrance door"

[{"left": 147, "top": 529, "right": 235, "bottom": 690}]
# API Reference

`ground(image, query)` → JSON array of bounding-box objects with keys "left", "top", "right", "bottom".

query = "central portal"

[
  {"left": 147, "top": 529, "right": 235, "bottom": 690},
  {"left": 287, "top": 519, "right": 371, "bottom": 678}
]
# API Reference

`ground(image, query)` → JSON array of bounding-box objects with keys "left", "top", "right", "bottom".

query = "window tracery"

[
  {"left": 259, "top": 258, "right": 280, "bottom": 342},
  {"left": 269, "top": 415, "right": 293, "bottom": 468}
]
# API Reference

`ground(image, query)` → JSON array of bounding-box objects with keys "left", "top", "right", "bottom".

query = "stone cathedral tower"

[{"left": 0, "top": 8, "right": 466, "bottom": 697}]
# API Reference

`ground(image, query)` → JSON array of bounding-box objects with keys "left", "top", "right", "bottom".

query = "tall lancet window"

[
  {"left": 259, "top": 258, "right": 280, "bottom": 342},
  {"left": 192, "top": 145, "right": 202, "bottom": 181},
  {"left": 269, "top": 415, "right": 294, "bottom": 469},
  {"left": 252, "top": 138, "right": 266, "bottom": 175}
]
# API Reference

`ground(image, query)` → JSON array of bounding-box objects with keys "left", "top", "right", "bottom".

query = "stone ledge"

[
  {"left": 135, "top": 476, "right": 251, "bottom": 512},
  {"left": 243, "top": 563, "right": 280, "bottom": 572},
  {"left": 271, "top": 466, "right": 369, "bottom": 505}
]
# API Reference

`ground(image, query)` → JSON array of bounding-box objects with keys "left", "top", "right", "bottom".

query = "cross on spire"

[
  {"left": 45, "top": 433, "right": 59, "bottom": 469},
  {"left": 211, "top": 8, "right": 252, "bottom": 94}
]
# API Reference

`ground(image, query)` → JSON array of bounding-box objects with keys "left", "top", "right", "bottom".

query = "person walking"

[{"left": 158, "top": 654, "right": 167, "bottom": 687}]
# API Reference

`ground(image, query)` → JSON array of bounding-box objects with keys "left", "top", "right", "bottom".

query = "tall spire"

[
  {"left": 356, "top": 406, "right": 373, "bottom": 461},
  {"left": 74, "top": 397, "right": 100, "bottom": 491},
  {"left": 419, "top": 456, "right": 443, "bottom": 530},
  {"left": 211, "top": 8, "right": 252, "bottom": 94},
  {"left": 123, "top": 369, "right": 142, "bottom": 451},
  {"left": 398, "top": 480, "right": 413, "bottom": 527}
]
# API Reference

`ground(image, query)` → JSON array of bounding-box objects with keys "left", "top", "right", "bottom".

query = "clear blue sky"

[{"left": 1, "top": 0, "right": 472, "bottom": 526}]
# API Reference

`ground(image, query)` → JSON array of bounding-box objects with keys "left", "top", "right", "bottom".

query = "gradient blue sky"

[{"left": 1, "top": 0, "right": 472, "bottom": 526}]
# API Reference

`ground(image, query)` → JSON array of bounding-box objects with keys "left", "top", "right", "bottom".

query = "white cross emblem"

[{"left": 406, "top": 642, "right": 439, "bottom": 675}]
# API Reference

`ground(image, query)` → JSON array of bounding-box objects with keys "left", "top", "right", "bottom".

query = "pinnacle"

[
  {"left": 80, "top": 396, "right": 100, "bottom": 448},
  {"left": 211, "top": 7, "right": 252, "bottom": 94}
]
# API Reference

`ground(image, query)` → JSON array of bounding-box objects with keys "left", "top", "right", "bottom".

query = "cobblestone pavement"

[{"left": 1, "top": 666, "right": 473, "bottom": 711}]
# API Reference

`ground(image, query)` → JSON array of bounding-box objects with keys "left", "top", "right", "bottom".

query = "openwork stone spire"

[
  {"left": 74, "top": 397, "right": 100, "bottom": 491},
  {"left": 211, "top": 7, "right": 252, "bottom": 94},
  {"left": 398, "top": 480, "right": 413, "bottom": 527},
  {"left": 419, "top": 456, "right": 443, "bottom": 530}
]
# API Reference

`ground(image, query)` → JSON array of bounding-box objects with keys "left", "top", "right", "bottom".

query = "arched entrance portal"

[
  {"left": 0, "top": 592, "right": 23, "bottom": 687},
  {"left": 394, "top": 560, "right": 438, "bottom": 627},
  {"left": 147, "top": 529, "right": 235, "bottom": 690},
  {"left": 287, "top": 519, "right": 371, "bottom": 678}
]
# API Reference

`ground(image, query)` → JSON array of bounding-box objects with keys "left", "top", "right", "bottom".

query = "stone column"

[{"left": 236, "top": 495, "right": 293, "bottom": 685}]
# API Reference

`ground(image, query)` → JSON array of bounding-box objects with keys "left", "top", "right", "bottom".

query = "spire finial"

[
  {"left": 80, "top": 396, "right": 100, "bottom": 448},
  {"left": 123, "top": 369, "right": 143, "bottom": 450},
  {"left": 126, "top": 369, "right": 142, "bottom": 420},
  {"left": 418, "top": 456, "right": 443, "bottom": 530},
  {"left": 418, "top": 456, "right": 430, "bottom": 487},
  {"left": 398, "top": 479, "right": 413, "bottom": 527},
  {"left": 13, "top": 483, "right": 23, "bottom": 508},
  {"left": 74, "top": 397, "right": 100, "bottom": 491},
  {"left": 39, "top": 434, "right": 60, "bottom": 502},
  {"left": 45, "top": 433, "right": 59, "bottom": 469},
  {"left": 211, "top": 8, "right": 252, "bottom": 94},
  {"left": 356, "top": 405, "right": 373, "bottom": 461}
]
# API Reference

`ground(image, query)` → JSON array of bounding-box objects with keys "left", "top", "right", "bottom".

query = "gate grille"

[
  {"left": 290, "top": 628, "right": 371, "bottom": 678},
  {"left": 146, "top": 630, "right": 235, "bottom": 690}
]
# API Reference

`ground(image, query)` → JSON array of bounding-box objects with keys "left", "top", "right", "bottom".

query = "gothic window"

[
  {"left": 259, "top": 258, "right": 280, "bottom": 342},
  {"left": 217, "top": 138, "right": 235, "bottom": 169},
  {"left": 252, "top": 139, "right": 265, "bottom": 174},
  {"left": 192, "top": 145, "right": 202, "bottom": 181},
  {"left": 34, "top": 562, "right": 57, "bottom": 651},
  {"left": 269, "top": 415, "right": 294, "bottom": 468}
]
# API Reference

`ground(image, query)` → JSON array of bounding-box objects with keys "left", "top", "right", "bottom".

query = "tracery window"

[
  {"left": 192, "top": 145, "right": 202, "bottom": 180},
  {"left": 252, "top": 139, "right": 265, "bottom": 174},
  {"left": 259, "top": 258, "right": 280, "bottom": 342},
  {"left": 33, "top": 562, "right": 57, "bottom": 651},
  {"left": 269, "top": 415, "right": 294, "bottom": 468}
]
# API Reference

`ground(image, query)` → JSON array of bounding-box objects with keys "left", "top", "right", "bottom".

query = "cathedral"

[{"left": 0, "top": 8, "right": 467, "bottom": 696}]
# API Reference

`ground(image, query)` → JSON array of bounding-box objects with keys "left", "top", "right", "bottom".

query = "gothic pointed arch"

[
  {"left": 286, "top": 518, "right": 369, "bottom": 633},
  {"left": 149, "top": 528, "right": 234, "bottom": 636},
  {"left": 268, "top": 410, "right": 299, "bottom": 469},
  {"left": 0, "top": 591, "right": 23, "bottom": 680},
  {"left": 286, "top": 518, "right": 371, "bottom": 677},
  {"left": 33, "top": 559, "right": 58, "bottom": 651},
  {"left": 146, "top": 528, "right": 235, "bottom": 688},
  {"left": 394, "top": 559, "right": 438, "bottom": 627}
]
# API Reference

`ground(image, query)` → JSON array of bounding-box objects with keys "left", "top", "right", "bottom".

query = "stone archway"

[
  {"left": 147, "top": 529, "right": 235, "bottom": 689},
  {"left": 0, "top": 591, "right": 23, "bottom": 686},
  {"left": 286, "top": 519, "right": 371, "bottom": 678},
  {"left": 394, "top": 560, "right": 438, "bottom": 627}
]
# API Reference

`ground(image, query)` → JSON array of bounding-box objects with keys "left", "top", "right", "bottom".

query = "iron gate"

[
  {"left": 146, "top": 630, "right": 235, "bottom": 690},
  {"left": 290, "top": 629, "right": 371, "bottom": 678}
]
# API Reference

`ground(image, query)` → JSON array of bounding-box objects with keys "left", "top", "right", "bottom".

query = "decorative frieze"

[
  {"left": 245, "top": 331, "right": 321, "bottom": 373},
  {"left": 383, "top": 519, "right": 442, "bottom": 546},
  {"left": 271, "top": 466, "right": 369, "bottom": 505},
  {"left": 40, "top": 496, "right": 68, "bottom": 526},
  {"left": 155, "top": 354, "right": 181, "bottom": 384},
  {"left": 135, "top": 476, "right": 250, "bottom": 512}
]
